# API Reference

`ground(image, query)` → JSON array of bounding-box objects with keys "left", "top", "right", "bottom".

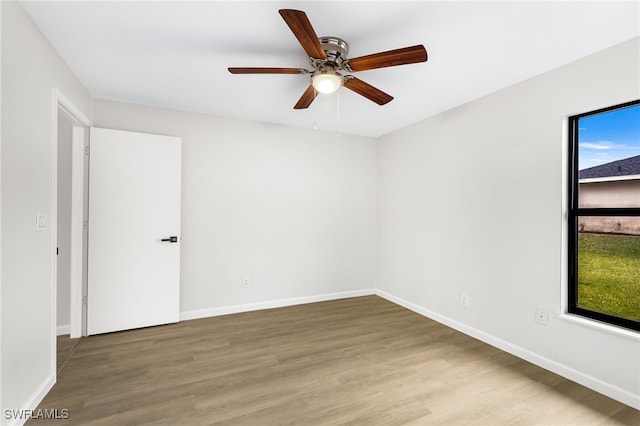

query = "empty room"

[{"left": 1, "top": 1, "right": 639, "bottom": 425}]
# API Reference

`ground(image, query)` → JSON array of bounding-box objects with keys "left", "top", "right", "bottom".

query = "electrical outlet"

[
  {"left": 535, "top": 308, "right": 549, "bottom": 325},
  {"left": 460, "top": 293, "right": 470, "bottom": 308},
  {"left": 242, "top": 276, "right": 250, "bottom": 288}
]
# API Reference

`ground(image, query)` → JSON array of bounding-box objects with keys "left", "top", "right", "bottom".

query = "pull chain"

[
  {"left": 313, "top": 94, "right": 317, "bottom": 130},
  {"left": 336, "top": 90, "right": 341, "bottom": 137}
]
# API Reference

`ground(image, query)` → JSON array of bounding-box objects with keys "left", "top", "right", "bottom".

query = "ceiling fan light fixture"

[
  {"left": 229, "top": 10, "right": 428, "bottom": 109},
  {"left": 312, "top": 71, "right": 342, "bottom": 94}
]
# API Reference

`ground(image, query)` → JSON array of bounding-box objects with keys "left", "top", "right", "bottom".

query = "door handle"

[{"left": 161, "top": 236, "right": 178, "bottom": 243}]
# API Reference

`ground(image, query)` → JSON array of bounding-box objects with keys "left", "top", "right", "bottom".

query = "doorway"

[
  {"left": 56, "top": 110, "right": 75, "bottom": 370},
  {"left": 54, "top": 89, "right": 90, "bottom": 372}
]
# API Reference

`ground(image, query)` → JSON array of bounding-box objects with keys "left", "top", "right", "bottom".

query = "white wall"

[
  {"left": 1, "top": 1, "right": 93, "bottom": 422},
  {"left": 2, "top": 0, "right": 638, "bottom": 418},
  {"left": 377, "top": 37, "right": 640, "bottom": 408},
  {"left": 93, "top": 100, "right": 377, "bottom": 317},
  {"left": 0, "top": 0, "right": 3, "bottom": 417},
  {"left": 56, "top": 112, "right": 73, "bottom": 334}
]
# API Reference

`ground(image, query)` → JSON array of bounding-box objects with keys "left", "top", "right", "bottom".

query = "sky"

[{"left": 578, "top": 103, "right": 640, "bottom": 170}]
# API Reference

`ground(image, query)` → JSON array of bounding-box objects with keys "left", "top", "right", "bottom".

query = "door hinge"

[
  {"left": 83, "top": 296, "right": 88, "bottom": 306},
  {"left": 84, "top": 146, "right": 90, "bottom": 156},
  {"left": 83, "top": 221, "right": 88, "bottom": 231}
]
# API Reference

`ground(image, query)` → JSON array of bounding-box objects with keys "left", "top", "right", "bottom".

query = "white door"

[{"left": 87, "top": 127, "right": 181, "bottom": 335}]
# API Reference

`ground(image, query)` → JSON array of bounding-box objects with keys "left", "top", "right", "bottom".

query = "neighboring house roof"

[{"left": 579, "top": 154, "right": 640, "bottom": 179}]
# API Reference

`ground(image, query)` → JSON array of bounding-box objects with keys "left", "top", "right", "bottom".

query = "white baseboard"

[
  {"left": 3, "top": 374, "right": 56, "bottom": 426},
  {"left": 56, "top": 325, "right": 70, "bottom": 336},
  {"left": 180, "top": 289, "right": 376, "bottom": 322},
  {"left": 375, "top": 289, "right": 640, "bottom": 410}
]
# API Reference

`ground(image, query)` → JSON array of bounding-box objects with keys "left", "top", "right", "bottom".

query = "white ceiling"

[{"left": 20, "top": 1, "right": 640, "bottom": 138}]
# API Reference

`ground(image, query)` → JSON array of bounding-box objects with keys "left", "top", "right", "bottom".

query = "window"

[{"left": 568, "top": 100, "right": 640, "bottom": 332}]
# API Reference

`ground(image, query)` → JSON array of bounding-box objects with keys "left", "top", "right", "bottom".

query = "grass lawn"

[{"left": 578, "top": 232, "right": 640, "bottom": 322}]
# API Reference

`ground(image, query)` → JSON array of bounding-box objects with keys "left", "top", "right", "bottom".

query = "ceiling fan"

[{"left": 228, "top": 9, "right": 428, "bottom": 109}]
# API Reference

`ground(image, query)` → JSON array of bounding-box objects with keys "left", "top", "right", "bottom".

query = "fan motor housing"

[{"left": 316, "top": 36, "right": 349, "bottom": 69}]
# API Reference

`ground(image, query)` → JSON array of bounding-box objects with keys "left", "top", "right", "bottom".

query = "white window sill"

[{"left": 560, "top": 313, "right": 640, "bottom": 341}]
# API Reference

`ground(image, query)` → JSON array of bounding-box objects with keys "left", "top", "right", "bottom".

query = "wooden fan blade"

[
  {"left": 343, "top": 77, "right": 393, "bottom": 105},
  {"left": 294, "top": 85, "right": 317, "bottom": 109},
  {"left": 228, "top": 67, "right": 308, "bottom": 74},
  {"left": 279, "top": 9, "right": 327, "bottom": 60},
  {"left": 346, "top": 45, "right": 427, "bottom": 72}
]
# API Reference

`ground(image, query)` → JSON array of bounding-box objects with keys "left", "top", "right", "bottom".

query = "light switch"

[{"left": 36, "top": 214, "right": 46, "bottom": 231}]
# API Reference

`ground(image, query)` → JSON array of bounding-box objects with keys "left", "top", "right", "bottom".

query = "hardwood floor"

[
  {"left": 33, "top": 296, "right": 639, "bottom": 425},
  {"left": 56, "top": 334, "right": 81, "bottom": 375}
]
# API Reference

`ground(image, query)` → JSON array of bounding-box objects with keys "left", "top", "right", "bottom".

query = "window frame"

[{"left": 567, "top": 99, "right": 640, "bottom": 332}]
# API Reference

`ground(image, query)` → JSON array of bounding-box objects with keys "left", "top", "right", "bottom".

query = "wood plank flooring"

[
  {"left": 56, "top": 334, "right": 81, "bottom": 375},
  {"left": 32, "top": 296, "right": 639, "bottom": 425}
]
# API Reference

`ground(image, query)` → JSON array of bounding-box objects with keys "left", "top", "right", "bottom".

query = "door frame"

[{"left": 53, "top": 89, "right": 91, "bottom": 345}]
